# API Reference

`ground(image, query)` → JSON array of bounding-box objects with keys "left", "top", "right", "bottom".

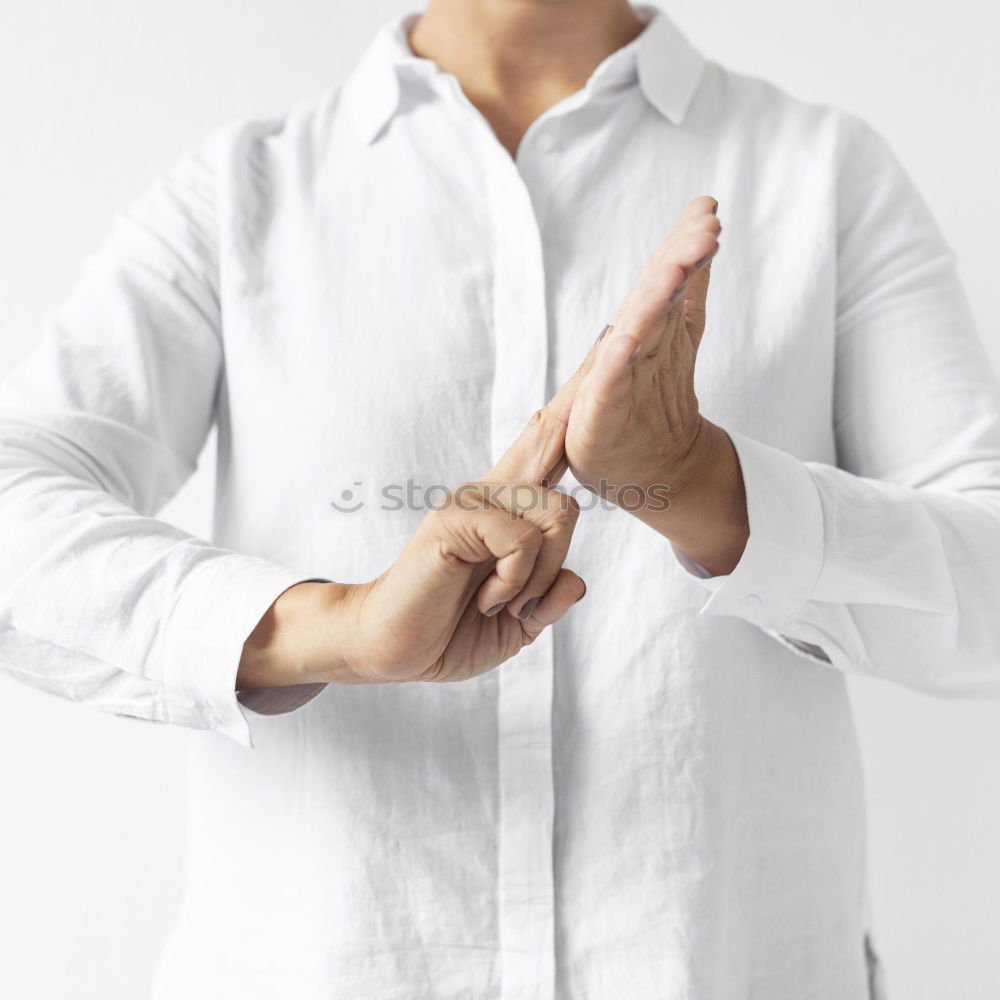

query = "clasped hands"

[{"left": 238, "top": 197, "right": 749, "bottom": 691}]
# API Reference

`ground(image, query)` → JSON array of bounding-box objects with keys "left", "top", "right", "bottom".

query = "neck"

[{"left": 408, "top": 0, "right": 645, "bottom": 156}]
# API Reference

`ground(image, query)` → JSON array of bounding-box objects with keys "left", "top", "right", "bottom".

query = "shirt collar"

[{"left": 343, "top": 3, "right": 706, "bottom": 146}]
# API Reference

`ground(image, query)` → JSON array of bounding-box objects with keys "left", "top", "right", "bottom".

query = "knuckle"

[
  {"left": 524, "top": 488, "right": 579, "bottom": 532},
  {"left": 549, "top": 490, "right": 580, "bottom": 524},
  {"left": 540, "top": 513, "right": 578, "bottom": 545},
  {"left": 529, "top": 404, "right": 567, "bottom": 433},
  {"left": 663, "top": 261, "right": 686, "bottom": 285},
  {"left": 697, "top": 232, "right": 719, "bottom": 254},
  {"left": 430, "top": 535, "right": 467, "bottom": 569},
  {"left": 512, "top": 520, "right": 543, "bottom": 549}
]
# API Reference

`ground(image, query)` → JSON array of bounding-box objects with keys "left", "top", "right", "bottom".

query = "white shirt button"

[
  {"left": 741, "top": 593, "right": 763, "bottom": 607},
  {"left": 535, "top": 131, "right": 557, "bottom": 153}
]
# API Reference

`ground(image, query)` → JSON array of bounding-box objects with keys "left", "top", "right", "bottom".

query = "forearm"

[{"left": 633, "top": 418, "right": 749, "bottom": 577}]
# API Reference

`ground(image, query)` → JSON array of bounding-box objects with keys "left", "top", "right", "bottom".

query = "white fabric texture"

[{"left": 1, "top": 4, "right": 998, "bottom": 997}]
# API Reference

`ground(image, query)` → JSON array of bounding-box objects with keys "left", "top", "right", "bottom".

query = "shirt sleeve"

[
  {"left": 680, "top": 112, "right": 1000, "bottom": 696},
  {"left": 0, "top": 126, "right": 324, "bottom": 748}
]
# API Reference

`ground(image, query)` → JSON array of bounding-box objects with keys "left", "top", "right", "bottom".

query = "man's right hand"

[{"left": 238, "top": 350, "right": 596, "bottom": 689}]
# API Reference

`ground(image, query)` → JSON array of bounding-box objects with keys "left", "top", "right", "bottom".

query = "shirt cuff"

[
  {"left": 160, "top": 554, "right": 319, "bottom": 749},
  {"left": 678, "top": 430, "right": 826, "bottom": 632},
  {"left": 237, "top": 683, "right": 328, "bottom": 716}
]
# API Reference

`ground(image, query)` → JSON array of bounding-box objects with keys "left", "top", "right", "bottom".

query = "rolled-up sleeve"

[
  {"left": 679, "top": 113, "right": 1000, "bottom": 696},
  {"left": 0, "top": 126, "right": 321, "bottom": 747}
]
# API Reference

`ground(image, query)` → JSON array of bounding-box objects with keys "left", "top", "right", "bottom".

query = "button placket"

[{"left": 481, "top": 131, "right": 557, "bottom": 1000}]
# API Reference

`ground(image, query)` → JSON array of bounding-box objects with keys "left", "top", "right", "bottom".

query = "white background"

[{"left": 1, "top": 1, "right": 998, "bottom": 996}]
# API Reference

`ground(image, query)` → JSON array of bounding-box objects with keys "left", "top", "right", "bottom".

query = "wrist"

[
  {"left": 661, "top": 415, "right": 721, "bottom": 502},
  {"left": 238, "top": 581, "right": 370, "bottom": 689},
  {"left": 633, "top": 418, "right": 749, "bottom": 575},
  {"left": 614, "top": 416, "right": 714, "bottom": 508}
]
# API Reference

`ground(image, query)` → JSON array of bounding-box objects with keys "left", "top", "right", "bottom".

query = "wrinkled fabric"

[{"left": 1, "top": 3, "right": 998, "bottom": 997}]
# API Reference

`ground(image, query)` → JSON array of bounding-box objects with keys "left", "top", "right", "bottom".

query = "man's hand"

[
  {"left": 565, "top": 196, "right": 749, "bottom": 575},
  {"left": 238, "top": 360, "right": 594, "bottom": 690}
]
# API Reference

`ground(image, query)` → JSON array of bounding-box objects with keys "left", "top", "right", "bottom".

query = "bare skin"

[
  {"left": 238, "top": 364, "right": 594, "bottom": 689},
  {"left": 565, "top": 197, "right": 749, "bottom": 576},
  {"left": 408, "top": 0, "right": 646, "bottom": 158},
  {"left": 238, "top": 2, "right": 749, "bottom": 691}
]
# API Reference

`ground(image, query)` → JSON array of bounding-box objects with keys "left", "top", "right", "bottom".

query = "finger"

[
  {"left": 501, "top": 487, "right": 580, "bottom": 620},
  {"left": 585, "top": 332, "right": 639, "bottom": 408},
  {"left": 541, "top": 451, "right": 570, "bottom": 491},
  {"left": 677, "top": 194, "right": 719, "bottom": 222},
  {"left": 570, "top": 333, "right": 639, "bottom": 453},
  {"left": 683, "top": 257, "right": 714, "bottom": 348},
  {"left": 484, "top": 403, "right": 569, "bottom": 493},
  {"left": 485, "top": 335, "right": 601, "bottom": 486},
  {"left": 518, "top": 568, "right": 587, "bottom": 640},
  {"left": 676, "top": 213, "right": 722, "bottom": 239},
  {"left": 377, "top": 488, "right": 536, "bottom": 631},
  {"left": 441, "top": 502, "right": 544, "bottom": 615},
  {"left": 615, "top": 266, "right": 685, "bottom": 361},
  {"left": 666, "top": 234, "right": 720, "bottom": 306},
  {"left": 643, "top": 196, "right": 720, "bottom": 285},
  {"left": 619, "top": 212, "right": 720, "bottom": 359},
  {"left": 653, "top": 227, "right": 720, "bottom": 304}
]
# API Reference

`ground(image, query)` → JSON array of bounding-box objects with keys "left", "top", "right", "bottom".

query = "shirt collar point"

[
  {"left": 634, "top": 4, "right": 707, "bottom": 125},
  {"left": 342, "top": 11, "right": 416, "bottom": 146}
]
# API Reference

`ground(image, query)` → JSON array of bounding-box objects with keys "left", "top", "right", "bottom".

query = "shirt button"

[
  {"left": 741, "top": 593, "right": 763, "bottom": 607},
  {"left": 535, "top": 131, "right": 557, "bottom": 153}
]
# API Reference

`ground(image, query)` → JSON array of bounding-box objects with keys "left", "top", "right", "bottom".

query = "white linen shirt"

[{"left": 2, "top": 4, "right": 999, "bottom": 998}]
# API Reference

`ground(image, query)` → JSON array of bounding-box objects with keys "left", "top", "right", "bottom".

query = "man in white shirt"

[{"left": 1, "top": 1, "right": 997, "bottom": 996}]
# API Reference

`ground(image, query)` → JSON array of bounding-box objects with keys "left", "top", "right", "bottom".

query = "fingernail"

[
  {"left": 669, "top": 283, "right": 688, "bottom": 304},
  {"left": 516, "top": 597, "right": 540, "bottom": 621},
  {"left": 579, "top": 581, "right": 587, "bottom": 600},
  {"left": 594, "top": 323, "right": 612, "bottom": 346},
  {"left": 485, "top": 602, "right": 507, "bottom": 617}
]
